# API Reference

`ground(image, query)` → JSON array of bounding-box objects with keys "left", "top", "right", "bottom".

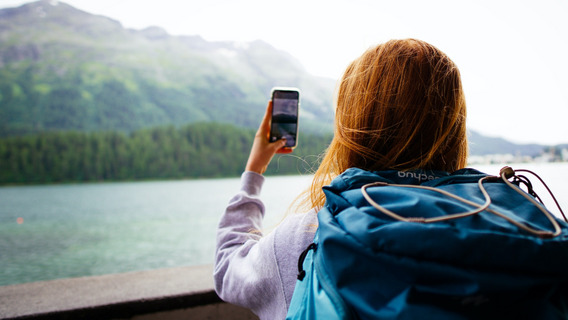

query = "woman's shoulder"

[
  {"left": 272, "top": 209, "right": 318, "bottom": 257},
  {"left": 278, "top": 209, "right": 318, "bottom": 236}
]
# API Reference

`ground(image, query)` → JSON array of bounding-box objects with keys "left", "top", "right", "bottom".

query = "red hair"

[{"left": 302, "top": 39, "right": 468, "bottom": 210}]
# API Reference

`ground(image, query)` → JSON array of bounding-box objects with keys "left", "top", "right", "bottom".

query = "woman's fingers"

[
  {"left": 257, "top": 101, "right": 272, "bottom": 138},
  {"left": 245, "top": 101, "right": 290, "bottom": 174}
]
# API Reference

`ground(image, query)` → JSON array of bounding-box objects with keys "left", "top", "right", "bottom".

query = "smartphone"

[{"left": 269, "top": 87, "right": 300, "bottom": 149}]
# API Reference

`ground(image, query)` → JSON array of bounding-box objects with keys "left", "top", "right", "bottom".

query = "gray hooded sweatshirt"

[{"left": 214, "top": 171, "right": 317, "bottom": 319}]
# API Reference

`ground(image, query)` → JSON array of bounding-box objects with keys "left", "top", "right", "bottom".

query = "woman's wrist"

[{"left": 241, "top": 171, "right": 265, "bottom": 196}]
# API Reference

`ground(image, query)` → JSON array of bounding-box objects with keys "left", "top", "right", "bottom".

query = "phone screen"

[{"left": 270, "top": 89, "right": 299, "bottom": 148}]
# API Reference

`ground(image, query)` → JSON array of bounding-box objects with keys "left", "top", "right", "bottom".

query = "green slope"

[{"left": 0, "top": 0, "right": 336, "bottom": 136}]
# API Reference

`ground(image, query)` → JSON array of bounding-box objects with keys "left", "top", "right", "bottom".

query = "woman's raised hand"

[{"left": 245, "top": 101, "right": 292, "bottom": 174}]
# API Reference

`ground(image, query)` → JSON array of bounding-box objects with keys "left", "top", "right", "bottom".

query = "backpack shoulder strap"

[{"left": 286, "top": 230, "right": 353, "bottom": 319}]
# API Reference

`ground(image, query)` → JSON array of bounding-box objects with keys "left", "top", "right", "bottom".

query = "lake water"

[{"left": 1, "top": 163, "right": 566, "bottom": 286}]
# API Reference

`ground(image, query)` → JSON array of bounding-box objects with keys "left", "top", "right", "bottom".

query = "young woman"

[{"left": 214, "top": 38, "right": 468, "bottom": 319}]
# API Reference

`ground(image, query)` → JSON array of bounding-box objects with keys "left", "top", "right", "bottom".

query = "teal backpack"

[{"left": 286, "top": 167, "right": 568, "bottom": 319}]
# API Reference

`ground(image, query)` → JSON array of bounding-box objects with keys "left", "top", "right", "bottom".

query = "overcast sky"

[{"left": 1, "top": 0, "right": 567, "bottom": 145}]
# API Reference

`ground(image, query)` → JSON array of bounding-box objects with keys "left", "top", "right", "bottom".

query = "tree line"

[{"left": 0, "top": 123, "right": 332, "bottom": 184}]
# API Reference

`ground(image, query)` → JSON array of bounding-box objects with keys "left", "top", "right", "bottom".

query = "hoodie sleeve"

[{"left": 213, "top": 171, "right": 288, "bottom": 319}]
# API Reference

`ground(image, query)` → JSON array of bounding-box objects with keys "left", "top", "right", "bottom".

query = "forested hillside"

[
  {"left": 0, "top": 122, "right": 332, "bottom": 184},
  {"left": 0, "top": 1, "right": 335, "bottom": 136}
]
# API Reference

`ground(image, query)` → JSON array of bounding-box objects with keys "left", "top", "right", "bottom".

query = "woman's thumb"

[{"left": 276, "top": 139, "right": 287, "bottom": 149}]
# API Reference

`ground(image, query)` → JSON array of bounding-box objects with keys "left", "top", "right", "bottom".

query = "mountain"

[
  {"left": 0, "top": 0, "right": 335, "bottom": 136},
  {"left": 0, "top": 1, "right": 561, "bottom": 158},
  {"left": 468, "top": 131, "right": 545, "bottom": 157}
]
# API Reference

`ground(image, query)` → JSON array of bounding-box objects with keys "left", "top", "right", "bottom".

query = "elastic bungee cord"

[
  {"left": 361, "top": 166, "right": 566, "bottom": 238},
  {"left": 503, "top": 167, "right": 567, "bottom": 222}
]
